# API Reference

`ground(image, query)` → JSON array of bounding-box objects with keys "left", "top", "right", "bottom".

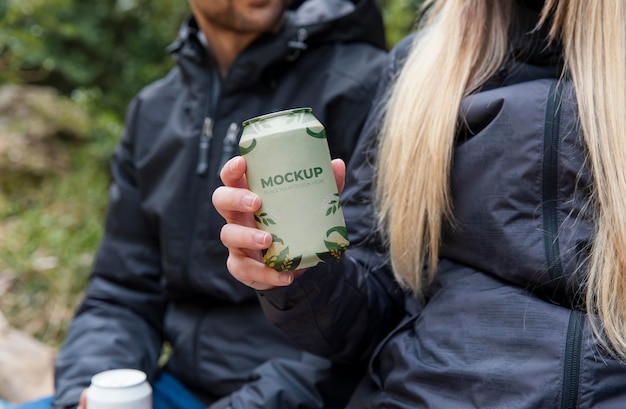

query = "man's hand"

[
  {"left": 77, "top": 388, "right": 87, "bottom": 409},
  {"left": 212, "top": 156, "right": 346, "bottom": 290}
]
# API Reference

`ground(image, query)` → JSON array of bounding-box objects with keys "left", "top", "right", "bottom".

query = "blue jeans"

[{"left": 13, "top": 372, "right": 205, "bottom": 409}]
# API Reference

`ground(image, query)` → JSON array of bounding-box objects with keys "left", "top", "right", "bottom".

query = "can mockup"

[
  {"left": 240, "top": 107, "right": 349, "bottom": 272},
  {"left": 86, "top": 369, "right": 152, "bottom": 409}
]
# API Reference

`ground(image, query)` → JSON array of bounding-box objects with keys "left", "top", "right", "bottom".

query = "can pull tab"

[
  {"left": 217, "top": 122, "right": 240, "bottom": 176},
  {"left": 196, "top": 117, "right": 214, "bottom": 176}
]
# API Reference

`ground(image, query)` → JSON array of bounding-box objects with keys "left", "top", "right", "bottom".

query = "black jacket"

[
  {"left": 258, "top": 4, "right": 626, "bottom": 408},
  {"left": 52, "top": 0, "right": 387, "bottom": 407}
]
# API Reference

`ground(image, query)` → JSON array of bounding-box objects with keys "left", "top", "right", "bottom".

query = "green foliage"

[
  {"left": 1, "top": 0, "right": 422, "bottom": 117},
  {"left": 0, "top": 0, "right": 188, "bottom": 119},
  {"left": 0, "top": 5, "right": 188, "bottom": 341},
  {"left": 380, "top": 0, "right": 424, "bottom": 46}
]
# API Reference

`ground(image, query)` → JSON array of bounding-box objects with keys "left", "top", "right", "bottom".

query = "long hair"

[{"left": 376, "top": 0, "right": 626, "bottom": 358}]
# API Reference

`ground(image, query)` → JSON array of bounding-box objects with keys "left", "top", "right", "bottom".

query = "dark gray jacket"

[
  {"left": 52, "top": 1, "right": 387, "bottom": 407},
  {"left": 258, "top": 4, "right": 626, "bottom": 408}
]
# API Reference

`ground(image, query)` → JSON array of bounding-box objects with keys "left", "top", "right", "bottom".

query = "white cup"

[{"left": 86, "top": 369, "right": 152, "bottom": 409}]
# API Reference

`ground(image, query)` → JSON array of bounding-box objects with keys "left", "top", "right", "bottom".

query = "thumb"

[
  {"left": 331, "top": 159, "right": 346, "bottom": 194},
  {"left": 78, "top": 388, "right": 87, "bottom": 409}
]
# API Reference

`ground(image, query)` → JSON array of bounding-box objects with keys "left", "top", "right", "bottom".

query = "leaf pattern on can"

[
  {"left": 254, "top": 211, "right": 276, "bottom": 226},
  {"left": 323, "top": 193, "right": 342, "bottom": 215},
  {"left": 285, "top": 110, "right": 307, "bottom": 124},
  {"left": 316, "top": 226, "right": 350, "bottom": 261},
  {"left": 306, "top": 127, "right": 326, "bottom": 139},
  {"left": 249, "top": 119, "right": 272, "bottom": 134},
  {"left": 239, "top": 138, "right": 257, "bottom": 155},
  {"left": 263, "top": 234, "right": 302, "bottom": 272}
]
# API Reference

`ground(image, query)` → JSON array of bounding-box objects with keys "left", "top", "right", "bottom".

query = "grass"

[{"left": 0, "top": 114, "right": 120, "bottom": 348}]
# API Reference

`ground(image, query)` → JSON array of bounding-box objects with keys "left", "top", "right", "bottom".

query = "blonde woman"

[{"left": 213, "top": 0, "right": 626, "bottom": 407}]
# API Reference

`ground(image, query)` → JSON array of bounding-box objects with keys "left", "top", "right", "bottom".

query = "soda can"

[
  {"left": 85, "top": 369, "right": 152, "bottom": 409},
  {"left": 240, "top": 107, "right": 349, "bottom": 272}
]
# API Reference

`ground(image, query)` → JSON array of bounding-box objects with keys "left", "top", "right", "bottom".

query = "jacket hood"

[
  {"left": 284, "top": 0, "right": 386, "bottom": 49},
  {"left": 168, "top": 0, "right": 386, "bottom": 87}
]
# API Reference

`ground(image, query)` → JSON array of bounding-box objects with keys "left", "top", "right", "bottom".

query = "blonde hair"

[{"left": 376, "top": 0, "right": 626, "bottom": 358}]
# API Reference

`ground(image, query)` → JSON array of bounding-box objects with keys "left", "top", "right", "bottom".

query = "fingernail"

[
  {"left": 229, "top": 157, "right": 239, "bottom": 173},
  {"left": 255, "top": 232, "right": 269, "bottom": 245},
  {"left": 242, "top": 194, "right": 257, "bottom": 209},
  {"left": 279, "top": 273, "right": 293, "bottom": 284}
]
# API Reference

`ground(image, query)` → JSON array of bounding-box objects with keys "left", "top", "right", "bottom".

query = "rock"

[
  {"left": 0, "top": 310, "right": 56, "bottom": 404},
  {"left": 0, "top": 84, "right": 89, "bottom": 177}
]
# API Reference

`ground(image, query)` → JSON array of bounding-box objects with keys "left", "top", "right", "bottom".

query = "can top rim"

[
  {"left": 91, "top": 369, "right": 147, "bottom": 388},
  {"left": 242, "top": 107, "right": 312, "bottom": 127}
]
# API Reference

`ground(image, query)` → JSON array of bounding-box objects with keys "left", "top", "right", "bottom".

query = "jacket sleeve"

[
  {"left": 52, "top": 98, "right": 166, "bottom": 409},
  {"left": 257, "top": 42, "right": 414, "bottom": 367},
  {"left": 207, "top": 353, "right": 364, "bottom": 409}
]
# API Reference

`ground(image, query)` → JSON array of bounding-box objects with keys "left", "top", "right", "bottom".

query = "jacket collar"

[{"left": 166, "top": 0, "right": 386, "bottom": 90}]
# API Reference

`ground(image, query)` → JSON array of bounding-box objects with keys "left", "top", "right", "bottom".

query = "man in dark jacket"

[{"left": 34, "top": 0, "right": 387, "bottom": 408}]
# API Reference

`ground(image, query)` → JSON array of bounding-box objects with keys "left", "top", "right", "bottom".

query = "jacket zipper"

[
  {"left": 541, "top": 80, "right": 582, "bottom": 409},
  {"left": 186, "top": 116, "right": 213, "bottom": 382},
  {"left": 184, "top": 67, "right": 220, "bottom": 284},
  {"left": 561, "top": 311, "right": 583, "bottom": 409},
  {"left": 217, "top": 122, "right": 240, "bottom": 176},
  {"left": 184, "top": 68, "right": 221, "bottom": 379},
  {"left": 196, "top": 68, "right": 221, "bottom": 176},
  {"left": 542, "top": 80, "right": 564, "bottom": 284},
  {"left": 184, "top": 115, "right": 214, "bottom": 295},
  {"left": 196, "top": 117, "right": 214, "bottom": 175}
]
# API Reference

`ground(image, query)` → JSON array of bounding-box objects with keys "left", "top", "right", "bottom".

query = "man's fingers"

[
  {"left": 331, "top": 158, "right": 346, "bottom": 194},
  {"left": 79, "top": 389, "right": 87, "bottom": 409},
  {"left": 219, "top": 156, "right": 248, "bottom": 188},
  {"left": 213, "top": 156, "right": 260, "bottom": 225},
  {"left": 220, "top": 223, "right": 272, "bottom": 251},
  {"left": 226, "top": 250, "right": 295, "bottom": 290},
  {"left": 219, "top": 220, "right": 296, "bottom": 290},
  {"left": 215, "top": 154, "right": 308, "bottom": 290},
  {"left": 212, "top": 186, "right": 261, "bottom": 223}
]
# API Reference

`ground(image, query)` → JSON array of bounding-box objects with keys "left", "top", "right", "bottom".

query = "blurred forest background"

[{"left": 0, "top": 0, "right": 421, "bottom": 351}]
